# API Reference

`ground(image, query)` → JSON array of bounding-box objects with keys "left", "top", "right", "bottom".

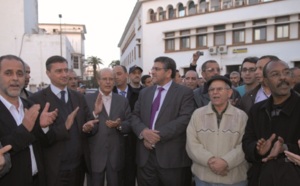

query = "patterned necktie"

[
  {"left": 149, "top": 87, "right": 164, "bottom": 129},
  {"left": 120, "top": 91, "right": 126, "bottom": 97},
  {"left": 60, "top": 90, "right": 66, "bottom": 103}
]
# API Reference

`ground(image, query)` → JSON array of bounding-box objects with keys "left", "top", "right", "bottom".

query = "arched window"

[
  {"left": 149, "top": 9, "right": 156, "bottom": 22},
  {"left": 188, "top": 1, "right": 196, "bottom": 15},
  {"left": 168, "top": 5, "right": 175, "bottom": 19},
  {"left": 199, "top": 0, "right": 208, "bottom": 13},
  {"left": 158, "top": 7, "right": 165, "bottom": 21},
  {"left": 178, "top": 3, "right": 185, "bottom": 17}
]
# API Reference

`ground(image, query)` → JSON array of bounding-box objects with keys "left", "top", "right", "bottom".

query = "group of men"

[{"left": 1, "top": 52, "right": 300, "bottom": 186}]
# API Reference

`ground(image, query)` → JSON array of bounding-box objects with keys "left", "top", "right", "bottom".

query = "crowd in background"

[{"left": 1, "top": 52, "right": 300, "bottom": 186}]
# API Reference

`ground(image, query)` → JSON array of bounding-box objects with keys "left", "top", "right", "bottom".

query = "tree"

[
  {"left": 109, "top": 60, "right": 120, "bottom": 68},
  {"left": 86, "top": 56, "right": 103, "bottom": 87}
]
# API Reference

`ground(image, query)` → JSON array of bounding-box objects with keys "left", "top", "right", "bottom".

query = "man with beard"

[
  {"left": 129, "top": 65, "right": 143, "bottom": 91},
  {"left": 242, "top": 59, "right": 300, "bottom": 186}
]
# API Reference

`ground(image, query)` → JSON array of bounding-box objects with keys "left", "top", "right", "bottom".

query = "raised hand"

[
  {"left": 94, "top": 92, "right": 103, "bottom": 116},
  {"left": 0, "top": 145, "right": 12, "bottom": 170},
  {"left": 256, "top": 133, "right": 276, "bottom": 156},
  {"left": 39, "top": 102, "right": 58, "bottom": 128},
  {"left": 65, "top": 107, "right": 79, "bottom": 130},
  {"left": 23, "top": 104, "right": 40, "bottom": 132},
  {"left": 82, "top": 119, "right": 99, "bottom": 133},
  {"left": 262, "top": 136, "right": 284, "bottom": 162}
]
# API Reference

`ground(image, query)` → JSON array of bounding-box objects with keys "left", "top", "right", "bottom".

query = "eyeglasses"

[
  {"left": 151, "top": 67, "right": 166, "bottom": 71},
  {"left": 241, "top": 67, "right": 257, "bottom": 73},
  {"left": 208, "top": 87, "right": 230, "bottom": 93},
  {"left": 268, "top": 70, "right": 292, "bottom": 79},
  {"left": 205, "top": 68, "right": 220, "bottom": 73}
]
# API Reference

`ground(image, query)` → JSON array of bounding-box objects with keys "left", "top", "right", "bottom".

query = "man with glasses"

[
  {"left": 242, "top": 59, "right": 300, "bottom": 186},
  {"left": 187, "top": 75, "right": 248, "bottom": 186},
  {"left": 236, "top": 57, "right": 259, "bottom": 97},
  {"left": 238, "top": 55, "right": 279, "bottom": 114},
  {"left": 131, "top": 56, "right": 194, "bottom": 186},
  {"left": 194, "top": 60, "right": 241, "bottom": 108}
]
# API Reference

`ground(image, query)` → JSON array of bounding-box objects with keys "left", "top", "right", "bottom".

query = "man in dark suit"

[
  {"left": 85, "top": 68, "right": 131, "bottom": 186},
  {"left": 0, "top": 55, "right": 50, "bottom": 186},
  {"left": 113, "top": 65, "right": 140, "bottom": 186},
  {"left": 131, "top": 56, "right": 195, "bottom": 186},
  {"left": 29, "top": 55, "right": 98, "bottom": 186}
]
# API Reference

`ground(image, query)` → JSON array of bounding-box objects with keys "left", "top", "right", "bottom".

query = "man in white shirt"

[{"left": 0, "top": 54, "right": 56, "bottom": 186}]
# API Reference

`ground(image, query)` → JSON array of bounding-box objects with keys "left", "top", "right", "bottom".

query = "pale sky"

[{"left": 38, "top": 0, "right": 137, "bottom": 67}]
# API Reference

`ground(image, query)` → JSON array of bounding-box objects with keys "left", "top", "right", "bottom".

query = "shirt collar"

[
  {"left": 98, "top": 89, "right": 112, "bottom": 97},
  {"left": 117, "top": 85, "right": 128, "bottom": 94},
  {"left": 50, "top": 84, "right": 68, "bottom": 96},
  {"left": 158, "top": 80, "right": 172, "bottom": 91},
  {"left": 0, "top": 95, "right": 23, "bottom": 111}
]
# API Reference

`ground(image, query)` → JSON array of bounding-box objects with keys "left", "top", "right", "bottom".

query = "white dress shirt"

[{"left": 0, "top": 95, "right": 38, "bottom": 175}]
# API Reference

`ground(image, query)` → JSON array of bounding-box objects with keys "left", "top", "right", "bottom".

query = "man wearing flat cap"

[{"left": 186, "top": 75, "right": 249, "bottom": 186}]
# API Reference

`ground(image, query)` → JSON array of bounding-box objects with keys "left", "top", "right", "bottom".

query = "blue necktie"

[
  {"left": 149, "top": 87, "right": 164, "bottom": 129},
  {"left": 120, "top": 91, "right": 126, "bottom": 97}
]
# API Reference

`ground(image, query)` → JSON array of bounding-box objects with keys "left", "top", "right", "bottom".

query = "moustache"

[{"left": 277, "top": 81, "right": 290, "bottom": 88}]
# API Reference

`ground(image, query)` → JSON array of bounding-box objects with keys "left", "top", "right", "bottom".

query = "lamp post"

[{"left": 59, "top": 14, "right": 62, "bottom": 56}]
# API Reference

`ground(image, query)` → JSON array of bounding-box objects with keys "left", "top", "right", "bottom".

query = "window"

[
  {"left": 253, "top": 20, "right": 266, "bottom": 42},
  {"left": 233, "top": 22, "right": 245, "bottom": 44},
  {"left": 73, "top": 56, "right": 79, "bottom": 69},
  {"left": 199, "top": 0, "right": 208, "bottom": 13},
  {"left": 168, "top": 6, "right": 175, "bottom": 19},
  {"left": 235, "top": 0, "right": 244, "bottom": 6},
  {"left": 165, "top": 32, "right": 175, "bottom": 51},
  {"left": 158, "top": 7, "right": 165, "bottom": 21},
  {"left": 178, "top": 3, "right": 185, "bottom": 17},
  {"left": 188, "top": 2, "right": 196, "bottom": 15},
  {"left": 180, "top": 30, "right": 190, "bottom": 49},
  {"left": 196, "top": 28, "right": 207, "bottom": 47},
  {"left": 249, "top": 0, "right": 259, "bottom": 5},
  {"left": 211, "top": 0, "right": 221, "bottom": 11},
  {"left": 149, "top": 9, "right": 156, "bottom": 22},
  {"left": 223, "top": 0, "right": 232, "bottom": 9},
  {"left": 214, "top": 25, "right": 226, "bottom": 46},
  {"left": 276, "top": 16, "right": 289, "bottom": 39}
]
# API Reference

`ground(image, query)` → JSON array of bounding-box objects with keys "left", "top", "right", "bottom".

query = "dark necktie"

[
  {"left": 60, "top": 90, "right": 66, "bottom": 103},
  {"left": 149, "top": 87, "right": 164, "bottom": 129}
]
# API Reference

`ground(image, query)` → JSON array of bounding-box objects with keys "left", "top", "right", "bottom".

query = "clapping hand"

[{"left": 39, "top": 102, "right": 58, "bottom": 128}]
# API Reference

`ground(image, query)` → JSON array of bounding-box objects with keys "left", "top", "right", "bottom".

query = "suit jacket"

[
  {"left": 113, "top": 84, "right": 139, "bottom": 111},
  {"left": 29, "top": 86, "right": 94, "bottom": 186},
  {"left": 0, "top": 143, "right": 11, "bottom": 178},
  {"left": 85, "top": 91, "right": 131, "bottom": 172},
  {"left": 131, "top": 81, "right": 195, "bottom": 168},
  {"left": 0, "top": 98, "right": 45, "bottom": 186},
  {"left": 237, "top": 84, "right": 261, "bottom": 115}
]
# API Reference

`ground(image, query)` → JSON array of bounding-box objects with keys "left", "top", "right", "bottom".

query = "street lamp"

[{"left": 59, "top": 14, "right": 62, "bottom": 56}]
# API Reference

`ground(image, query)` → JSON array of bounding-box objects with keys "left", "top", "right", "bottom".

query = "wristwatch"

[{"left": 116, "top": 125, "right": 122, "bottom": 131}]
